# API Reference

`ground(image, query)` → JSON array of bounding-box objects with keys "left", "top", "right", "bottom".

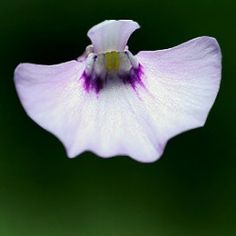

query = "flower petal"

[
  {"left": 14, "top": 62, "right": 161, "bottom": 162},
  {"left": 135, "top": 36, "right": 222, "bottom": 146},
  {"left": 87, "top": 20, "right": 140, "bottom": 53},
  {"left": 14, "top": 60, "right": 87, "bottom": 154}
]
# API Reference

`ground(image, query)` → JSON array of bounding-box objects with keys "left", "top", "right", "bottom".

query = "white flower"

[{"left": 14, "top": 20, "right": 222, "bottom": 162}]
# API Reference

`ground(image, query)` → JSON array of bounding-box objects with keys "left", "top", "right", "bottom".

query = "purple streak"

[{"left": 80, "top": 64, "right": 144, "bottom": 94}]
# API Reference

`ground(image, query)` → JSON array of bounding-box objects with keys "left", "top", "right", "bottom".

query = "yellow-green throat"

[{"left": 104, "top": 51, "right": 120, "bottom": 72}]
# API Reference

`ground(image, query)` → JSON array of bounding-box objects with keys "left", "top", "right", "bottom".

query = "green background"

[{"left": 0, "top": 0, "right": 235, "bottom": 235}]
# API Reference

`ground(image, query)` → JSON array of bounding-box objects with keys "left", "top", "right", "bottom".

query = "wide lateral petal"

[
  {"left": 135, "top": 36, "right": 222, "bottom": 146},
  {"left": 14, "top": 61, "right": 162, "bottom": 162},
  {"left": 14, "top": 60, "right": 87, "bottom": 154}
]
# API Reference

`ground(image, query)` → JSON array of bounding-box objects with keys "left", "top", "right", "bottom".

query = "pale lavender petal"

[
  {"left": 14, "top": 60, "right": 87, "bottom": 155},
  {"left": 135, "top": 36, "right": 222, "bottom": 149},
  {"left": 87, "top": 20, "right": 140, "bottom": 53},
  {"left": 14, "top": 61, "right": 160, "bottom": 162}
]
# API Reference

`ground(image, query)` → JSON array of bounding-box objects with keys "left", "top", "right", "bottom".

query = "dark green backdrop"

[{"left": 0, "top": 0, "right": 235, "bottom": 235}]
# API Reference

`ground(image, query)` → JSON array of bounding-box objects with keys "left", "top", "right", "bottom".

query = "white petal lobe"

[
  {"left": 87, "top": 20, "right": 140, "bottom": 53},
  {"left": 136, "top": 36, "right": 221, "bottom": 144}
]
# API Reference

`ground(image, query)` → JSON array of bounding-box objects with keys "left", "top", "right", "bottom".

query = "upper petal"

[
  {"left": 136, "top": 36, "right": 222, "bottom": 142},
  {"left": 87, "top": 20, "right": 140, "bottom": 53}
]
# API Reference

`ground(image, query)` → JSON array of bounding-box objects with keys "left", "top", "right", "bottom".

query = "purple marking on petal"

[
  {"left": 80, "top": 71, "right": 104, "bottom": 94},
  {"left": 121, "top": 64, "right": 144, "bottom": 90},
  {"left": 94, "top": 77, "right": 103, "bottom": 93},
  {"left": 81, "top": 71, "right": 91, "bottom": 91},
  {"left": 80, "top": 64, "right": 144, "bottom": 94}
]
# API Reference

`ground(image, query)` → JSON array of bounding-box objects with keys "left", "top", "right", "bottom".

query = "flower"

[{"left": 14, "top": 20, "right": 222, "bottom": 162}]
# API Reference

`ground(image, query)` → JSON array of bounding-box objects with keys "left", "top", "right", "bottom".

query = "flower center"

[
  {"left": 80, "top": 49, "right": 143, "bottom": 93},
  {"left": 104, "top": 51, "right": 120, "bottom": 72}
]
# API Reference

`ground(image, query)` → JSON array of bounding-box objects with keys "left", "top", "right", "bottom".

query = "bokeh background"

[{"left": 0, "top": 0, "right": 235, "bottom": 235}]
